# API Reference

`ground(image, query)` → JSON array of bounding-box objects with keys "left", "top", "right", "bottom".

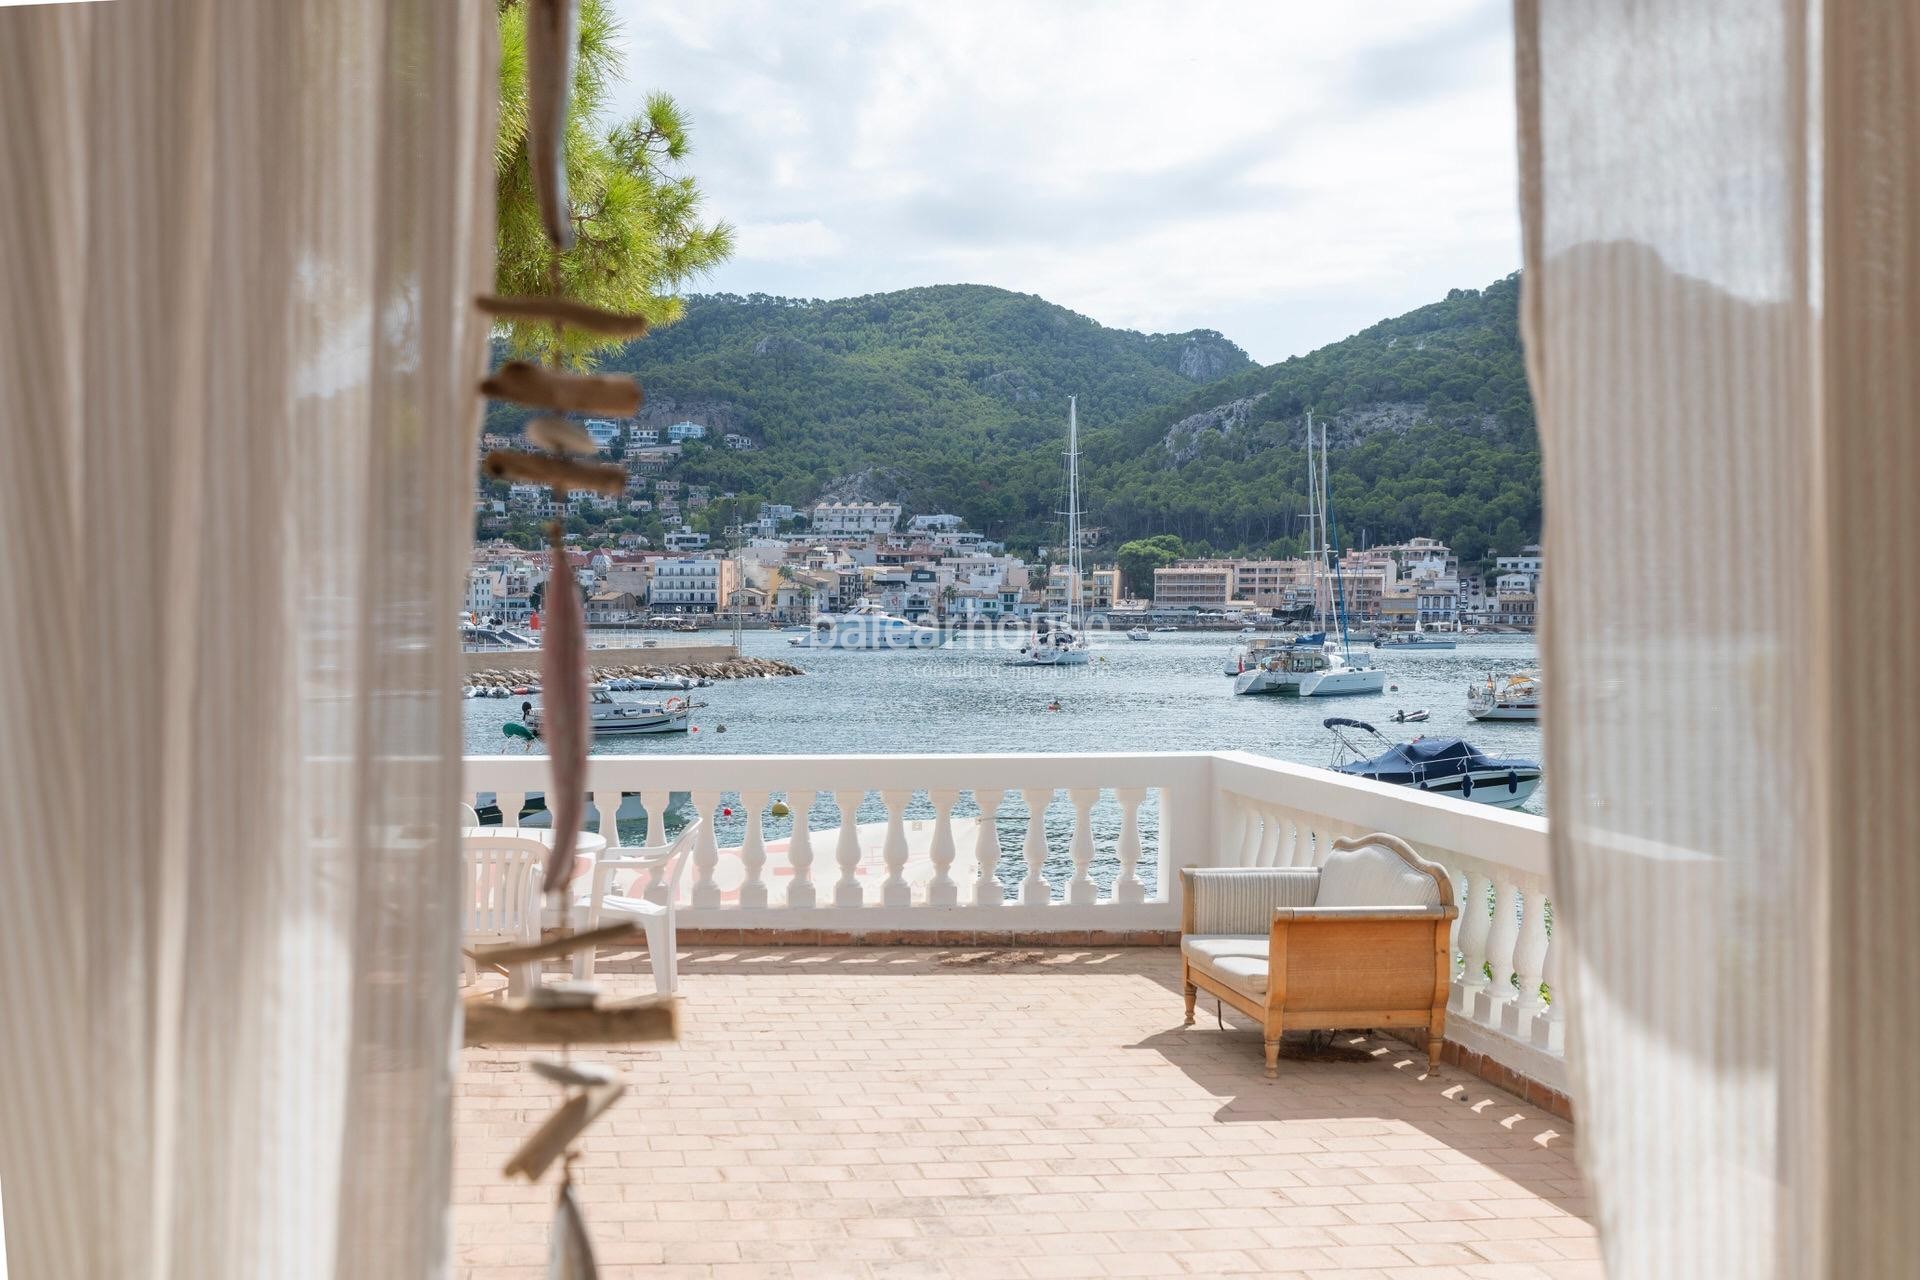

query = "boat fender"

[
  {"left": 1507, "top": 771, "right": 1519, "bottom": 794},
  {"left": 770, "top": 801, "right": 791, "bottom": 818},
  {"left": 1460, "top": 773, "right": 1474, "bottom": 799}
]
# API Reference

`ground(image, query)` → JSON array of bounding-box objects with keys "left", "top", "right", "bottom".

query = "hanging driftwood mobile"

[{"left": 468, "top": 4, "right": 675, "bottom": 1272}]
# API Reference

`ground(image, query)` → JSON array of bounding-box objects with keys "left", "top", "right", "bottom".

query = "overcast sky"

[{"left": 604, "top": 1, "right": 1519, "bottom": 365}]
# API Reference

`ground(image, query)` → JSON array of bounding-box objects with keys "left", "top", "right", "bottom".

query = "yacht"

[
  {"left": 1008, "top": 397, "right": 1093, "bottom": 669},
  {"left": 1126, "top": 626, "right": 1151, "bottom": 642},
  {"left": 788, "top": 600, "right": 946, "bottom": 650},
  {"left": 1227, "top": 631, "right": 1318, "bottom": 676},
  {"left": 1468, "top": 669, "right": 1542, "bottom": 720},
  {"left": 1152, "top": 625, "right": 1179, "bottom": 633},
  {"left": 1325, "top": 717, "right": 1541, "bottom": 809},
  {"left": 527, "top": 685, "right": 698, "bottom": 737},
  {"left": 1233, "top": 412, "right": 1383, "bottom": 698}
]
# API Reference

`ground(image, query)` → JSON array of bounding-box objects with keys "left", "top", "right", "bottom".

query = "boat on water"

[
  {"left": 527, "top": 685, "right": 699, "bottom": 737},
  {"left": 1152, "top": 625, "right": 1179, "bottom": 633},
  {"left": 788, "top": 600, "right": 946, "bottom": 650},
  {"left": 1468, "top": 669, "right": 1542, "bottom": 720},
  {"left": 1325, "top": 717, "right": 1541, "bottom": 809},
  {"left": 1234, "top": 412, "right": 1383, "bottom": 698},
  {"left": 1374, "top": 623, "right": 1457, "bottom": 651},
  {"left": 1126, "top": 626, "right": 1151, "bottom": 642},
  {"left": 1008, "top": 396, "right": 1093, "bottom": 669},
  {"left": 1226, "top": 631, "right": 1318, "bottom": 676}
]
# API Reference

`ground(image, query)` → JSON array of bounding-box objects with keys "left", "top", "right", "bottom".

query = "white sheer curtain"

[
  {"left": 1519, "top": 0, "right": 1916, "bottom": 1275},
  {"left": 0, "top": 2, "right": 493, "bottom": 1277}
]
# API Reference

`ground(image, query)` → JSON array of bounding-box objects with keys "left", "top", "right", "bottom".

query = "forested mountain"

[
  {"left": 486, "top": 284, "right": 1252, "bottom": 532},
  {"left": 1089, "top": 275, "right": 1539, "bottom": 566},
  {"left": 486, "top": 277, "right": 1540, "bottom": 567}
]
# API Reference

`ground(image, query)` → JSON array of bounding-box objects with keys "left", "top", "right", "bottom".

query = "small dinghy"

[
  {"left": 1324, "top": 717, "right": 1540, "bottom": 809},
  {"left": 1389, "top": 708, "right": 1430, "bottom": 723}
]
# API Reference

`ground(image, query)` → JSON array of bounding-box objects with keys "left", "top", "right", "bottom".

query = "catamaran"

[
  {"left": 1008, "top": 396, "right": 1093, "bottom": 668},
  {"left": 788, "top": 600, "right": 946, "bottom": 650},
  {"left": 1234, "top": 412, "right": 1384, "bottom": 697}
]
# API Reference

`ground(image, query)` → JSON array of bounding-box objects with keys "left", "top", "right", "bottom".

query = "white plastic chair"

[
  {"left": 461, "top": 834, "right": 547, "bottom": 996},
  {"left": 572, "top": 818, "right": 703, "bottom": 993},
  {"left": 459, "top": 801, "right": 480, "bottom": 830}
]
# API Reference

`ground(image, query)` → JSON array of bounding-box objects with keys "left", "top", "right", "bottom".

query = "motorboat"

[
  {"left": 527, "top": 685, "right": 699, "bottom": 737},
  {"left": 1389, "top": 708, "right": 1430, "bottom": 723},
  {"left": 788, "top": 600, "right": 946, "bottom": 650},
  {"left": 608, "top": 674, "right": 708, "bottom": 691},
  {"left": 1468, "top": 669, "right": 1542, "bottom": 720},
  {"left": 1152, "top": 625, "right": 1179, "bottom": 633},
  {"left": 1324, "top": 717, "right": 1541, "bottom": 809},
  {"left": 1007, "top": 616, "right": 1092, "bottom": 667},
  {"left": 1126, "top": 626, "right": 1151, "bottom": 642},
  {"left": 1374, "top": 624, "right": 1456, "bottom": 651}
]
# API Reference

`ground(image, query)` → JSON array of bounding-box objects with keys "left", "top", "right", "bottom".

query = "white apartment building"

[
  {"left": 909, "top": 513, "right": 964, "bottom": 533},
  {"left": 581, "top": 419, "right": 623, "bottom": 451},
  {"left": 664, "top": 527, "right": 710, "bottom": 552},
  {"left": 666, "top": 421, "right": 707, "bottom": 443},
  {"left": 647, "top": 556, "right": 738, "bottom": 614},
  {"left": 627, "top": 425, "right": 660, "bottom": 446},
  {"left": 810, "top": 502, "right": 902, "bottom": 536},
  {"left": 1154, "top": 561, "right": 1235, "bottom": 611},
  {"left": 1496, "top": 546, "right": 1544, "bottom": 584}
]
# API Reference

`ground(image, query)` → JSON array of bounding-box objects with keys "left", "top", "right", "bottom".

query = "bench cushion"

[
  {"left": 1184, "top": 867, "right": 1321, "bottom": 934},
  {"left": 1182, "top": 934, "right": 1270, "bottom": 996}
]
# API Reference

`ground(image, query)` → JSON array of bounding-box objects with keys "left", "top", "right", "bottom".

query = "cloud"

[{"left": 603, "top": 0, "right": 1520, "bottom": 362}]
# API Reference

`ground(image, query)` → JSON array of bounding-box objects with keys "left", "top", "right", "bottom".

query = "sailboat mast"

[
  {"left": 1067, "top": 395, "right": 1081, "bottom": 622},
  {"left": 1305, "top": 409, "right": 1322, "bottom": 631}
]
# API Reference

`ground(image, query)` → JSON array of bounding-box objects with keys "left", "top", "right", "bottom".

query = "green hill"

[
  {"left": 1088, "top": 274, "right": 1539, "bottom": 566},
  {"left": 485, "top": 276, "right": 1540, "bottom": 566}
]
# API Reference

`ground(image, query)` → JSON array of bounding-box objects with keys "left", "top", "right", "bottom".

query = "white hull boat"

[
  {"left": 1468, "top": 670, "right": 1542, "bottom": 721},
  {"left": 1126, "top": 627, "right": 1151, "bottom": 642},
  {"left": 789, "top": 601, "right": 946, "bottom": 650},
  {"left": 528, "top": 686, "right": 698, "bottom": 737},
  {"left": 1326, "top": 717, "right": 1542, "bottom": 809},
  {"left": 1007, "top": 396, "right": 1093, "bottom": 670}
]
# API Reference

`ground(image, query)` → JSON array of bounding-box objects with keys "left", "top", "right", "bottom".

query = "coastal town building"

[
  {"left": 666, "top": 421, "right": 707, "bottom": 443},
  {"left": 647, "top": 556, "right": 739, "bottom": 614},
  {"left": 1153, "top": 561, "right": 1235, "bottom": 611},
  {"left": 810, "top": 502, "right": 902, "bottom": 537}
]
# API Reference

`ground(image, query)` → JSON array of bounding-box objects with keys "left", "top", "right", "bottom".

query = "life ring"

[{"left": 665, "top": 696, "right": 688, "bottom": 712}]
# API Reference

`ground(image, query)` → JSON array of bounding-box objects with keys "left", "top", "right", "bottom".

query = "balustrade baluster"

[
  {"left": 880, "top": 790, "right": 912, "bottom": 907},
  {"left": 1277, "top": 815, "right": 1300, "bottom": 866},
  {"left": 1454, "top": 864, "right": 1494, "bottom": 1015},
  {"left": 785, "top": 790, "right": 817, "bottom": 908},
  {"left": 832, "top": 789, "right": 865, "bottom": 907},
  {"left": 1255, "top": 810, "right": 1282, "bottom": 865},
  {"left": 737, "top": 790, "right": 769, "bottom": 910},
  {"left": 1478, "top": 875, "right": 1523, "bottom": 1025},
  {"left": 1505, "top": 879, "right": 1551, "bottom": 1036},
  {"left": 971, "top": 790, "right": 1005, "bottom": 906},
  {"left": 1113, "top": 788, "right": 1147, "bottom": 904},
  {"left": 1066, "top": 788, "right": 1098, "bottom": 906},
  {"left": 1235, "top": 798, "right": 1262, "bottom": 865},
  {"left": 639, "top": 789, "right": 670, "bottom": 902},
  {"left": 927, "top": 789, "right": 959, "bottom": 907},
  {"left": 592, "top": 787, "right": 622, "bottom": 848},
  {"left": 688, "top": 790, "right": 722, "bottom": 909},
  {"left": 1534, "top": 916, "right": 1565, "bottom": 1052},
  {"left": 1019, "top": 788, "right": 1052, "bottom": 906}
]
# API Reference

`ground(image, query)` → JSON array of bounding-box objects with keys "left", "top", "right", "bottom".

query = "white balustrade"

[
  {"left": 832, "top": 789, "right": 865, "bottom": 908},
  {"left": 926, "top": 789, "right": 959, "bottom": 908},
  {"left": 1113, "top": 787, "right": 1146, "bottom": 904},
  {"left": 1066, "top": 789, "right": 1097, "bottom": 906},
  {"left": 737, "top": 790, "right": 769, "bottom": 910},
  {"left": 1018, "top": 788, "right": 1051, "bottom": 906},
  {"left": 785, "top": 790, "right": 817, "bottom": 908},
  {"left": 465, "top": 747, "right": 1561, "bottom": 1089},
  {"left": 880, "top": 790, "right": 911, "bottom": 908},
  {"left": 971, "top": 789, "right": 1005, "bottom": 905}
]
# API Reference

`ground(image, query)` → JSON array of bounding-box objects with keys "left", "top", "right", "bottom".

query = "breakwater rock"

[{"left": 468, "top": 655, "right": 803, "bottom": 691}]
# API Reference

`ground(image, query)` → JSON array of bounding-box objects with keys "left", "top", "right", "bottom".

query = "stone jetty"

[{"left": 467, "top": 654, "right": 803, "bottom": 692}]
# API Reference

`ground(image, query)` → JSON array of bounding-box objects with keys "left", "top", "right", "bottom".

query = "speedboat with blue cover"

[{"left": 1324, "top": 717, "right": 1541, "bottom": 808}]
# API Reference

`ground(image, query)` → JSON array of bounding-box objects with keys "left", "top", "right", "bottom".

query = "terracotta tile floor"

[{"left": 454, "top": 947, "right": 1596, "bottom": 1279}]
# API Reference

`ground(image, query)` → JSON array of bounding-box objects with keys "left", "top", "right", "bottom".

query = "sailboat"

[
  {"left": 1007, "top": 397, "right": 1093, "bottom": 668},
  {"left": 1235, "top": 411, "right": 1385, "bottom": 697}
]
